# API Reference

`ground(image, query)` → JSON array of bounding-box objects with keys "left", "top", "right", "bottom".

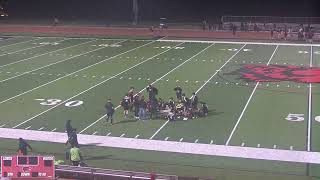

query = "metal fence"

[{"left": 222, "top": 16, "right": 320, "bottom": 24}]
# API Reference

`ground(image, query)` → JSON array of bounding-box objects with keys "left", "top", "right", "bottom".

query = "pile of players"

[{"left": 106, "top": 85, "right": 208, "bottom": 122}]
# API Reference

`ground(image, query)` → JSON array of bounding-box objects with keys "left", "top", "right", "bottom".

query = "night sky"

[{"left": 2, "top": 0, "right": 320, "bottom": 21}]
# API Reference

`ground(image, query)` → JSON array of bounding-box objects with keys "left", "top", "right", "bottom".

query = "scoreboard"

[{"left": 1, "top": 155, "right": 55, "bottom": 179}]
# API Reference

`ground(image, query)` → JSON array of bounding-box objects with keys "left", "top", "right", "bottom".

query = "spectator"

[
  {"left": 69, "top": 144, "right": 83, "bottom": 166},
  {"left": 18, "top": 138, "right": 32, "bottom": 155}
]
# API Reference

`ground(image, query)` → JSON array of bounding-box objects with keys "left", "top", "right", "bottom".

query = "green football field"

[{"left": 1, "top": 35, "right": 320, "bottom": 179}]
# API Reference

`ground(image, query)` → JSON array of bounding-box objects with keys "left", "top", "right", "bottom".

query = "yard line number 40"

[{"left": 35, "top": 98, "right": 83, "bottom": 107}]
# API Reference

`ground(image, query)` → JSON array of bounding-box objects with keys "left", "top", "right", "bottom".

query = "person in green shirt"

[{"left": 69, "top": 144, "right": 83, "bottom": 166}]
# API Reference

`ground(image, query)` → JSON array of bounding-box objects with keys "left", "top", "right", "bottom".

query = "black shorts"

[{"left": 123, "top": 106, "right": 129, "bottom": 110}]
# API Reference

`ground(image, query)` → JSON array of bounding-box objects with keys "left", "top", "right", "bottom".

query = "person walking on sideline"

[
  {"left": 69, "top": 144, "right": 83, "bottom": 166},
  {"left": 105, "top": 99, "right": 115, "bottom": 124},
  {"left": 66, "top": 129, "right": 79, "bottom": 148},
  {"left": 18, "top": 138, "right": 32, "bottom": 155},
  {"left": 65, "top": 120, "right": 74, "bottom": 138}
]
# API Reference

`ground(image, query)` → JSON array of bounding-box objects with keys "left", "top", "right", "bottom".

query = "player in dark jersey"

[
  {"left": 174, "top": 86, "right": 183, "bottom": 100},
  {"left": 128, "top": 87, "right": 134, "bottom": 111},
  {"left": 105, "top": 99, "right": 115, "bottom": 124},
  {"left": 121, "top": 95, "right": 130, "bottom": 118},
  {"left": 190, "top": 92, "right": 199, "bottom": 110},
  {"left": 146, "top": 84, "right": 158, "bottom": 101},
  {"left": 133, "top": 95, "right": 140, "bottom": 119}
]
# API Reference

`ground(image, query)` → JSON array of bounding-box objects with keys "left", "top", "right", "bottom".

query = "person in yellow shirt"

[{"left": 69, "top": 144, "right": 83, "bottom": 166}]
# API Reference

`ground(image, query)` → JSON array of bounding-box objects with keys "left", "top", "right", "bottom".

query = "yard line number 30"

[{"left": 35, "top": 98, "right": 83, "bottom": 107}]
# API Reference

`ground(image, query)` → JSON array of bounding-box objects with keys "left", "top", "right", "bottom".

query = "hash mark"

[
  {"left": 290, "top": 146, "right": 294, "bottom": 150},
  {"left": 120, "top": 133, "right": 125, "bottom": 137},
  {"left": 257, "top": 144, "right": 261, "bottom": 148},
  {"left": 38, "top": 127, "right": 44, "bottom": 131},
  {"left": 241, "top": 142, "right": 245, "bottom": 147},
  {"left": 92, "top": 131, "right": 98, "bottom": 135},
  {"left": 164, "top": 137, "right": 169, "bottom": 141},
  {"left": 51, "top": 128, "right": 57, "bottom": 132},
  {"left": 179, "top": 138, "right": 184, "bottom": 142},
  {"left": 134, "top": 135, "right": 139, "bottom": 138},
  {"left": 273, "top": 145, "right": 277, "bottom": 149},
  {"left": 25, "top": 126, "right": 31, "bottom": 130},
  {"left": 210, "top": 140, "right": 214, "bottom": 144},
  {"left": 106, "top": 132, "right": 111, "bottom": 136},
  {"left": 194, "top": 139, "right": 199, "bottom": 143},
  {"left": 0, "top": 124, "right": 6, "bottom": 128}
]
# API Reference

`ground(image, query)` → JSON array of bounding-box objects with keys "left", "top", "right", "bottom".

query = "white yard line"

[
  {"left": 225, "top": 45, "right": 279, "bottom": 146},
  {"left": 0, "top": 39, "right": 95, "bottom": 68},
  {"left": 307, "top": 46, "right": 313, "bottom": 152},
  {"left": 79, "top": 42, "right": 214, "bottom": 134},
  {"left": 0, "top": 40, "right": 146, "bottom": 105},
  {"left": 1, "top": 127, "right": 320, "bottom": 164},
  {"left": 12, "top": 41, "right": 175, "bottom": 129},
  {"left": 0, "top": 38, "right": 62, "bottom": 56},
  {"left": 0, "top": 39, "right": 114, "bottom": 83},
  {"left": 158, "top": 39, "right": 320, "bottom": 47},
  {"left": 149, "top": 44, "right": 246, "bottom": 140},
  {"left": 0, "top": 37, "right": 42, "bottom": 49}
]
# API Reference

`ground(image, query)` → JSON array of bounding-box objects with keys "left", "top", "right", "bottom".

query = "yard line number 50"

[
  {"left": 286, "top": 113, "right": 320, "bottom": 123},
  {"left": 35, "top": 98, "right": 83, "bottom": 107}
]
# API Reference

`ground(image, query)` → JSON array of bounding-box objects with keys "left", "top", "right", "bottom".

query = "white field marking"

[
  {"left": 225, "top": 45, "right": 279, "bottom": 146},
  {"left": 106, "top": 132, "right": 112, "bottom": 136},
  {"left": 290, "top": 146, "right": 294, "bottom": 150},
  {"left": 0, "top": 37, "right": 42, "bottom": 49},
  {"left": 0, "top": 40, "right": 154, "bottom": 105},
  {"left": 14, "top": 41, "right": 181, "bottom": 129},
  {"left": 120, "top": 133, "right": 125, "bottom": 137},
  {"left": 194, "top": 139, "right": 199, "bottom": 143},
  {"left": 164, "top": 137, "right": 169, "bottom": 141},
  {"left": 307, "top": 46, "right": 313, "bottom": 152},
  {"left": 0, "top": 39, "right": 93, "bottom": 68},
  {"left": 257, "top": 144, "right": 261, "bottom": 148},
  {"left": 150, "top": 44, "right": 246, "bottom": 140},
  {"left": 210, "top": 140, "right": 214, "bottom": 144},
  {"left": 0, "top": 124, "right": 6, "bottom": 127},
  {"left": 92, "top": 131, "right": 98, "bottom": 135},
  {"left": 80, "top": 42, "right": 213, "bottom": 134},
  {"left": 134, "top": 135, "right": 139, "bottom": 139},
  {"left": 179, "top": 138, "right": 184, "bottom": 142},
  {"left": 158, "top": 39, "right": 320, "bottom": 47},
  {"left": 241, "top": 142, "right": 245, "bottom": 147},
  {"left": 2, "top": 128, "right": 320, "bottom": 164},
  {"left": 195, "top": 44, "right": 246, "bottom": 94},
  {"left": 0, "top": 38, "right": 64, "bottom": 57},
  {"left": 38, "top": 127, "right": 44, "bottom": 131},
  {"left": 51, "top": 128, "right": 57, "bottom": 132},
  {"left": 0, "top": 40, "right": 114, "bottom": 83},
  {"left": 25, "top": 126, "right": 31, "bottom": 130},
  {"left": 273, "top": 145, "right": 277, "bottom": 149}
]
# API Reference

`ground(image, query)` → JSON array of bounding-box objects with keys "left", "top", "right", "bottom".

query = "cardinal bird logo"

[{"left": 237, "top": 64, "right": 320, "bottom": 83}]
